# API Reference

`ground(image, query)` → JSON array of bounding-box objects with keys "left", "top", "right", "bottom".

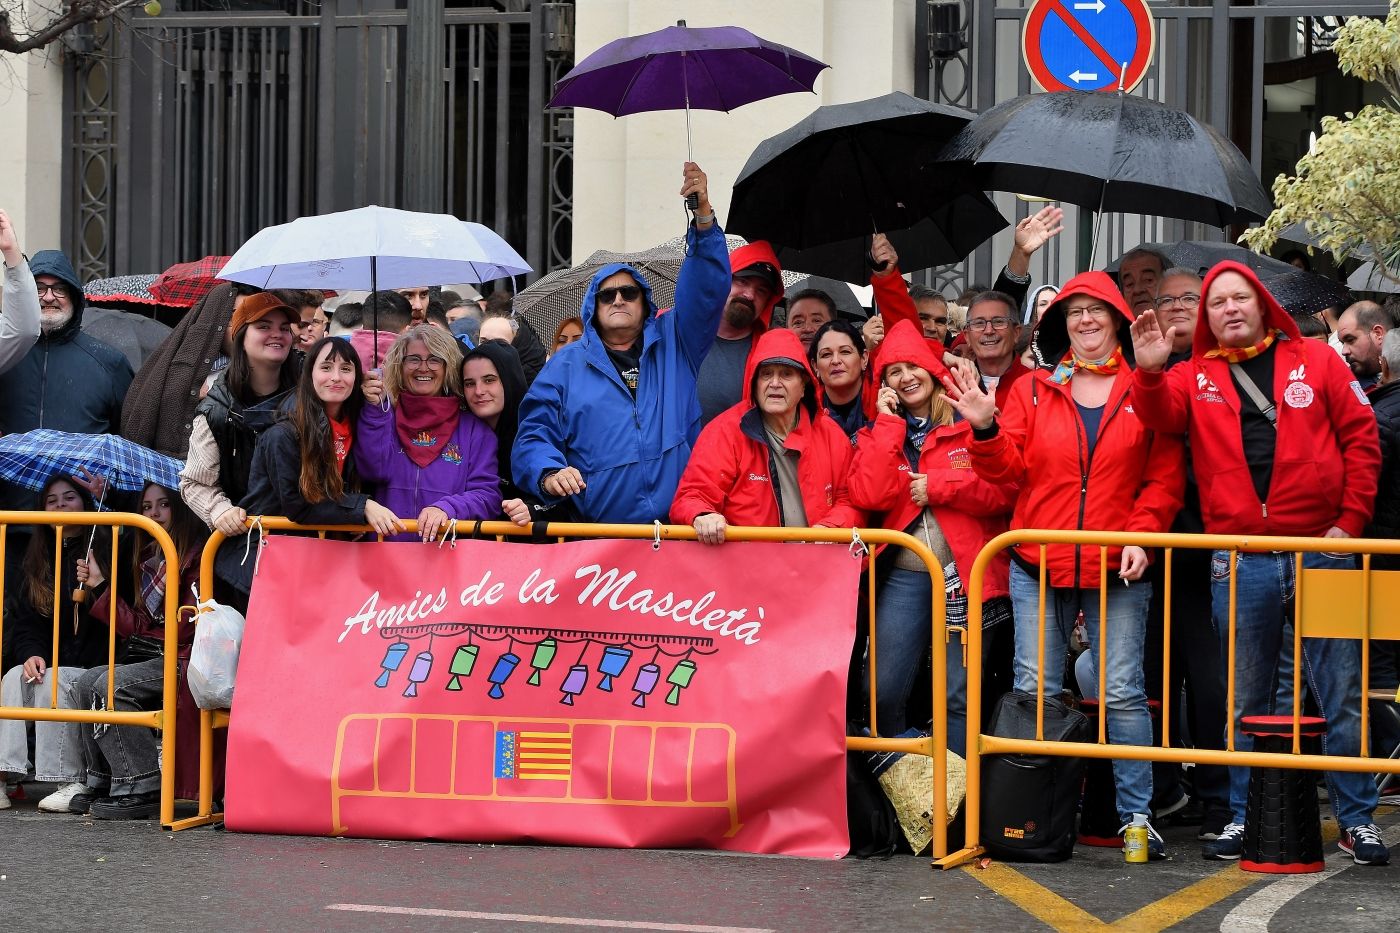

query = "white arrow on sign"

[
  {"left": 1073, "top": 0, "right": 1106, "bottom": 12},
  {"left": 1069, "top": 69, "right": 1099, "bottom": 83}
]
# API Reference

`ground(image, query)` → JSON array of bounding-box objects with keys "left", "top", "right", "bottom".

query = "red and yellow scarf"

[
  {"left": 1203, "top": 329, "right": 1280, "bottom": 363},
  {"left": 1048, "top": 347, "right": 1124, "bottom": 385}
]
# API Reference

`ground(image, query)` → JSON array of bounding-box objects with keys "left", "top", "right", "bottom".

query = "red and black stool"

[{"left": 1240, "top": 714, "right": 1326, "bottom": 874}]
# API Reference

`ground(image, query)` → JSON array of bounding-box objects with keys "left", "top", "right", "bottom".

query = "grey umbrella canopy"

[
  {"left": 936, "top": 91, "right": 1272, "bottom": 228},
  {"left": 1104, "top": 240, "right": 1295, "bottom": 277},
  {"left": 82, "top": 307, "right": 174, "bottom": 371}
]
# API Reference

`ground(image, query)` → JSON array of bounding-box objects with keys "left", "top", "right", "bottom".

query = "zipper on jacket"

[
  {"left": 38, "top": 343, "right": 50, "bottom": 429},
  {"left": 1262, "top": 502, "right": 1268, "bottom": 518}
]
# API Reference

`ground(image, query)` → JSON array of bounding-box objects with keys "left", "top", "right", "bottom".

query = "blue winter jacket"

[{"left": 512, "top": 221, "right": 731, "bottom": 523}]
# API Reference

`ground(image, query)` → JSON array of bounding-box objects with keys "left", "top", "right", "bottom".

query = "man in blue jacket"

[{"left": 513, "top": 163, "right": 730, "bottom": 524}]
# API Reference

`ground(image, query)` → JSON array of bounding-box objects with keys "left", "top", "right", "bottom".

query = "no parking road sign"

[{"left": 1022, "top": 0, "right": 1156, "bottom": 94}]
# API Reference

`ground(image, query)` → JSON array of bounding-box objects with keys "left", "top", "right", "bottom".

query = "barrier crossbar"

[
  {"left": 182, "top": 517, "right": 951, "bottom": 856},
  {"left": 938, "top": 529, "right": 1400, "bottom": 870},
  {"left": 0, "top": 511, "right": 183, "bottom": 826}
]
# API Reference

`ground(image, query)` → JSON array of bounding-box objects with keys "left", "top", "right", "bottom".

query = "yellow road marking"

[{"left": 965, "top": 861, "right": 1264, "bottom": 933}]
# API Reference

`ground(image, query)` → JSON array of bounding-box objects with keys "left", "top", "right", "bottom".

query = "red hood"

[
  {"left": 743, "top": 327, "right": 820, "bottom": 415},
  {"left": 729, "top": 241, "right": 783, "bottom": 332},
  {"left": 876, "top": 318, "right": 948, "bottom": 380},
  {"left": 1034, "top": 270, "right": 1136, "bottom": 365},
  {"left": 1195, "top": 260, "right": 1301, "bottom": 355}
]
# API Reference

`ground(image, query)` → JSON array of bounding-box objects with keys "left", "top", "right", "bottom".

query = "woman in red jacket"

[
  {"left": 949, "top": 271, "right": 1184, "bottom": 858},
  {"left": 849, "top": 320, "right": 1017, "bottom": 753},
  {"left": 671, "top": 328, "right": 861, "bottom": 542}
]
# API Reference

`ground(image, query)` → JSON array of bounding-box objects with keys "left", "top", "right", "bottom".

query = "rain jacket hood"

[
  {"left": 1195, "top": 260, "right": 1301, "bottom": 354},
  {"left": 1034, "top": 270, "right": 1136, "bottom": 367},
  {"left": 464, "top": 339, "right": 529, "bottom": 484},
  {"left": 744, "top": 327, "right": 819, "bottom": 418},
  {"left": 28, "top": 249, "right": 87, "bottom": 343},
  {"left": 580, "top": 262, "right": 663, "bottom": 337},
  {"left": 875, "top": 318, "right": 947, "bottom": 385},
  {"left": 728, "top": 241, "right": 783, "bottom": 332}
]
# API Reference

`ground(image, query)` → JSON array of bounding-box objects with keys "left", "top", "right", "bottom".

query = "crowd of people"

[{"left": 0, "top": 165, "right": 1396, "bottom": 866}]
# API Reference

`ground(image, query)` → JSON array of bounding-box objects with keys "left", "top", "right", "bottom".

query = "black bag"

[
  {"left": 844, "top": 725, "right": 904, "bottom": 858},
  {"left": 979, "top": 690, "right": 1090, "bottom": 862}
]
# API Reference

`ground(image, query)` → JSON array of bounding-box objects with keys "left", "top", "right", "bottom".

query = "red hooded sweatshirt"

[
  {"left": 1133, "top": 259, "right": 1379, "bottom": 537},
  {"left": 671, "top": 328, "right": 863, "bottom": 530},
  {"left": 728, "top": 241, "right": 784, "bottom": 335},
  {"left": 968, "top": 271, "right": 1186, "bottom": 588},
  {"left": 849, "top": 320, "right": 1017, "bottom": 598}
]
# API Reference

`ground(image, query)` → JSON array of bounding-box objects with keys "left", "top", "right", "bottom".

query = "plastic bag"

[{"left": 187, "top": 598, "right": 246, "bottom": 710}]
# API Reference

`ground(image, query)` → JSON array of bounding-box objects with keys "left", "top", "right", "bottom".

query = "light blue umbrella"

[
  {"left": 0, "top": 429, "right": 184, "bottom": 494},
  {"left": 217, "top": 205, "right": 531, "bottom": 291}
]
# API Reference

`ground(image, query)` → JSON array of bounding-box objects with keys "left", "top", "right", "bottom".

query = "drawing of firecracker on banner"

[{"left": 372, "top": 622, "right": 715, "bottom": 709}]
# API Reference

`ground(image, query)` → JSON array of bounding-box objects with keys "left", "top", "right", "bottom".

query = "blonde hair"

[
  {"left": 945, "top": 302, "right": 968, "bottom": 334},
  {"left": 382, "top": 324, "right": 464, "bottom": 402}
]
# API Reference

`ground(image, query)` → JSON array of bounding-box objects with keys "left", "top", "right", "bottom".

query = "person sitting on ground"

[
  {"left": 70, "top": 481, "right": 211, "bottom": 819},
  {"left": 808, "top": 319, "right": 872, "bottom": 442},
  {"left": 551, "top": 316, "right": 583, "bottom": 357},
  {"left": 671, "top": 328, "right": 860, "bottom": 542},
  {"left": 357, "top": 324, "right": 498, "bottom": 542},
  {"left": 0, "top": 475, "right": 109, "bottom": 813},
  {"left": 513, "top": 162, "right": 729, "bottom": 524},
  {"left": 462, "top": 340, "right": 567, "bottom": 526},
  {"left": 952, "top": 271, "right": 1186, "bottom": 861},
  {"left": 849, "top": 319, "right": 1016, "bottom": 752}
]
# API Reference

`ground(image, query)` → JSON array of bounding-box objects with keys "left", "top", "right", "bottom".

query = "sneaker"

[
  {"left": 1339, "top": 824, "right": 1391, "bottom": 866},
  {"left": 0, "top": 789, "right": 10, "bottom": 810},
  {"left": 67, "top": 789, "right": 103, "bottom": 816},
  {"left": 1197, "top": 810, "right": 1231, "bottom": 841},
  {"left": 90, "top": 790, "right": 160, "bottom": 821},
  {"left": 37, "top": 783, "right": 89, "bottom": 813},
  {"left": 1152, "top": 788, "right": 1190, "bottom": 822},
  {"left": 1119, "top": 816, "right": 1167, "bottom": 861},
  {"left": 1202, "top": 822, "right": 1245, "bottom": 860}
]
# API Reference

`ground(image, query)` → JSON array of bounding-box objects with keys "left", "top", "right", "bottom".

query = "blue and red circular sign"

[{"left": 1022, "top": 0, "right": 1156, "bottom": 94}]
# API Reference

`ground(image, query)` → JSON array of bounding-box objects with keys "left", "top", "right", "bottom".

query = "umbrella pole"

[
  {"left": 371, "top": 255, "right": 380, "bottom": 368},
  {"left": 73, "top": 483, "right": 110, "bottom": 604},
  {"left": 1088, "top": 183, "right": 1109, "bottom": 271},
  {"left": 680, "top": 25, "right": 698, "bottom": 212}
]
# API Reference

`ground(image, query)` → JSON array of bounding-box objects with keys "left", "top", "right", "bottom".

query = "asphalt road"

[{"left": 1, "top": 791, "right": 1395, "bottom": 932}]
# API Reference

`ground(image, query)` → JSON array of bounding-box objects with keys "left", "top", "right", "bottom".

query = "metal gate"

[
  {"left": 914, "top": 0, "right": 1391, "bottom": 293},
  {"left": 63, "top": 1, "right": 574, "bottom": 284}
]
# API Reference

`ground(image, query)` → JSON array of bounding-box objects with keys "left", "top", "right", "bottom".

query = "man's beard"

[
  {"left": 40, "top": 306, "right": 73, "bottom": 334},
  {"left": 723, "top": 297, "right": 757, "bottom": 329}
]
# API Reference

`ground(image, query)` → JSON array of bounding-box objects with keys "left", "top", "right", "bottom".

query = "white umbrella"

[
  {"left": 217, "top": 205, "right": 531, "bottom": 291},
  {"left": 1348, "top": 260, "right": 1400, "bottom": 294}
]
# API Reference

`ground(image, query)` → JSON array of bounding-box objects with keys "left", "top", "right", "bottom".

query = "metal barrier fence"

[
  {"left": 181, "top": 518, "right": 951, "bottom": 850},
  {"left": 939, "top": 529, "right": 1400, "bottom": 869},
  {"left": 0, "top": 511, "right": 183, "bottom": 826}
]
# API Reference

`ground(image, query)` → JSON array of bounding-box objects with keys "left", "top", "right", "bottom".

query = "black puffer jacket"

[{"left": 1365, "top": 380, "right": 1400, "bottom": 565}]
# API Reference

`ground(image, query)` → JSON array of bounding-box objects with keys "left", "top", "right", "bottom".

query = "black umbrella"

[
  {"left": 1104, "top": 241, "right": 1296, "bottom": 277},
  {"left": 1261, "top": 269, "right": 1354, "bottom": 316},
  {"left": 729, "top": 91, "right": 1007, "bottom": 281},
  {"left": 935, "top": 91, "right": 1271, "bottom": 233}
]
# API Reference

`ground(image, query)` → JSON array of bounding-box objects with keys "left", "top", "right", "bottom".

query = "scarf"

[
  {"left": 395, "top": 394, "right": 461, "bottom": 468},
  {"left": 902, "top": 410, "right": 932, "bottom": 467},
  {"left": 1203, "top": 329, "right": 1280, "bottom": 363},
  {"left": 330, "top": 416, "right": 353, "bottom": 474},
  {"left": 1048, "top": 347, "right": 1124, "bottom": 385},
  {"left": 140, "top": 551, "right": 166, "bottom": 621},
  {"left": 823, "top": 391, "right": 868, "bottom": 442}
]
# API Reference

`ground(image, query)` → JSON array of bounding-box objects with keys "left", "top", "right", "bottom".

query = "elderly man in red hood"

[
  {"left": 696, "top": 241, "right": 785, "bottom": 425},
  {"left": 673, "top": 328, "right": 861, "bottom": 543},
  {"left": 1131, "top": 260, "right": 1387, "bottom": 866}
]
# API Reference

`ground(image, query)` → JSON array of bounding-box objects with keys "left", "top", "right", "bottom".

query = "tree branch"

[{"left": 0, "top": 1, "right": 145, "bottom": 55}]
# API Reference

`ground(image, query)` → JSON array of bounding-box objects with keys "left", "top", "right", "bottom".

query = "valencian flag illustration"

[{"left": 224, "top": 536, "right": 860, "bottom": 857}]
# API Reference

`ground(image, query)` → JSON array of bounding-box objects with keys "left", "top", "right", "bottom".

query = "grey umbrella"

[
  {"left": 81, "top": 306, "right": 173, "bottom": 371},
  {"left": 782, "top": 275, "right": 866, "bottom": 322}
]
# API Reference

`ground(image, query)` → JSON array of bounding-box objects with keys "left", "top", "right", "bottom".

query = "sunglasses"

[{"left": 596, "top": 285, "right": 642, "bottom": 305}]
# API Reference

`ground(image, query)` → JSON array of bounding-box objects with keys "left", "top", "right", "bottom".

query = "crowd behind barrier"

[{"left": 1, "top": 177, "right": 1398, "bottom": 866}]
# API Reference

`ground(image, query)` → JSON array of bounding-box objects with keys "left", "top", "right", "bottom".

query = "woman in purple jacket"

[{"left": 357, "top": 324, "right": 500, "bottom": 541}]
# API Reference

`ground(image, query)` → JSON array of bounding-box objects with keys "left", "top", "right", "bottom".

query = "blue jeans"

[
  {"left": 872, "top": 568, "right": 1003, "bottom": 756},
  {"left": 1009, "top": 562, "right": 1154, "bottom": 821},
  {"left": 1210, "top": 550, "right": 1376, "bottom": 829}
]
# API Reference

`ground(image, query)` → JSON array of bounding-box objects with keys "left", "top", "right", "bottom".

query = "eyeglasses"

[
  {"left": 596, "top": 285, "right": 642, "bottom": 305},
  {"left": 1064, "top": 304, "right": 1112, "bottom": 321},
  {"left": 966, "top": 316, "right": 1012, "bottom": 332},
  {"left": 403, "top": 354, "right": 446, "bottom": 369},
  {"left": 36, "top": 284, "right": 70, "bottom": 298},
  {"left": 1153, "top": 293, "right": 1201, "bottom": 310}
]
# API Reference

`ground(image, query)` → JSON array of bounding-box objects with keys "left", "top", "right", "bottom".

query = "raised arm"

[
  {"left": 0, "top": 208, "right": 41, "bottom": 374},
  {"left": 671, "top": 162, "right": 731, "bottom": 370}
]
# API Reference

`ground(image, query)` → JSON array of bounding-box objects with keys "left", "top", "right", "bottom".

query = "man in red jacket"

[
  {"left": 1131, "top": 260, "right": 1387, "bottom": 866},
  {"left": 672, "top": 328, "right": 860, "bottom": 543}
]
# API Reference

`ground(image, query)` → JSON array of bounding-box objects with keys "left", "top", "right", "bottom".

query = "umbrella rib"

[{"left": 614, "top": 54, "right": 657, "bottom": 116}]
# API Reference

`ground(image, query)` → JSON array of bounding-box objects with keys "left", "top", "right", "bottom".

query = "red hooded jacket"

[
  {"left": 1133, "top": 260, "right": 1379, "bottom": 537},
  {"left": 968, "top": 271, "right": 1186, "bottom": 588},
  {"left": 671, "top": 329, "right": 862, "bottom": 529},
  {"left": 850, "top": 320, "right": 1016, "bottom": 597}
]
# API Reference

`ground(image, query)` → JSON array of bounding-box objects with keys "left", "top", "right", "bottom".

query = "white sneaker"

[
  {"left": 0, "top": 786, "right": 12, "bottom": 810},
  {"left": 37, "top": 782, "right": 88, "bottom": 813}
]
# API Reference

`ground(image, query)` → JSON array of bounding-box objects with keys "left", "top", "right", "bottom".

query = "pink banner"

[{"left": 224, "top": 535, "right": 859, "bottom": 857}]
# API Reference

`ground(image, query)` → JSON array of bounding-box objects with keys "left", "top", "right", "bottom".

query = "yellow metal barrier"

[
  {"left": 939, "top": 529, "right": 1400, "bottom": 870},
  {"left": 0, "top": 510, "right": 182, "bottom": 827},
  {"left": 184, "top": 517, "right": 952, "bottom": 855}
]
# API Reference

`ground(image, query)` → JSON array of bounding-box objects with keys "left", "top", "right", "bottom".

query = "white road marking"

[
  {"left": 1219, "top": 819, "right": 1399, "bottom": 931},
  {"left": 325, "top": 903, "right": 775, "bottom": 933}
]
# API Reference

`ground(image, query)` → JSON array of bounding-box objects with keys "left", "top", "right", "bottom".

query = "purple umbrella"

[{"left": 548, "top": 20, "right": 828, "bottom": 202}]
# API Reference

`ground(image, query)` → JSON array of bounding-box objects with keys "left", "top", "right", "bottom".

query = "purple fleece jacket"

[{"left": 354, "top": 399, "right": 501, "bottom": 540}]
